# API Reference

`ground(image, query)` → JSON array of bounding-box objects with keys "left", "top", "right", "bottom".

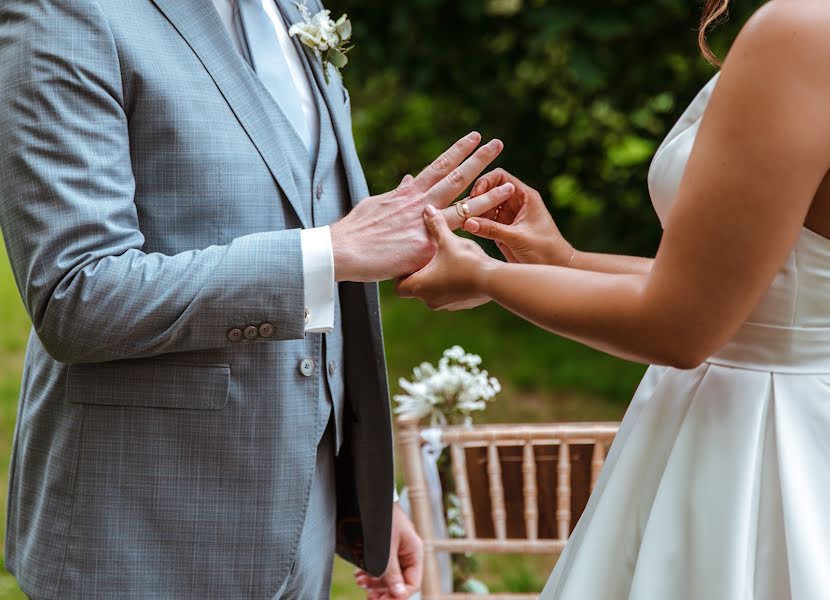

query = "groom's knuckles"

[
  {"left": 415, "top": 133, "right": 479, "bottom": 189},
  {"left": 426, "top": 141, "right": 504, "bottom": 206}
]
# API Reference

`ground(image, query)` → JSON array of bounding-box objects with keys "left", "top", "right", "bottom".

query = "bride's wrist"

[
  {"left": 475, "top": 258, "right": 502, "bottom": 297},
  {"left": 550, "top": 242, "right": 577, "bottom": 267},
  {"left": 564, "top": 246, "right": 578, "bottom": 268}
]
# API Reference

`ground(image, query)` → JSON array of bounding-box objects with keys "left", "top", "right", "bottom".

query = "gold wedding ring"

[{"left": 455, "top": 201, "right": 471, "bottom": 220}]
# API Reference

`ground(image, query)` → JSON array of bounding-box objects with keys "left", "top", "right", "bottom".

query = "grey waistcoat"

[{"left": 280, "top": 68, "right": 350, "bottom": 450}]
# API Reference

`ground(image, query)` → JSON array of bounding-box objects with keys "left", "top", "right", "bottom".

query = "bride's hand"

[
  {"left": 395, "top": 206, "right": 496, "bottom": 311},
  {"left": 466, "top": 168, "right": 575, "bottom": 266}
]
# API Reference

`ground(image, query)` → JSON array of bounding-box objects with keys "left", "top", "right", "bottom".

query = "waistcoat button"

[{"left": 300, "top": 358, "right": 316, "bottom": 377}]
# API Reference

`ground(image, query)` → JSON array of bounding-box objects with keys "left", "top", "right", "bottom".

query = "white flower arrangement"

[
  {"left": 288, "top": 2, "right": 353, "bottom": 83},
  {"left": 445, "top": 493, "right": 466, "bottom": 538},
  {"left": 394, "top": 346, "right": 502, "bottom": 427}
]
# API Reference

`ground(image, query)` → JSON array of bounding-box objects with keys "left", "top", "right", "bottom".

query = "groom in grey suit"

[{"left": 0, "top": 0, "right": 503, "bottom": 598}]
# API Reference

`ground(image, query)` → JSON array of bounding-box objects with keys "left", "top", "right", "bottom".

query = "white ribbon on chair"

[{"left": 400, "top": 426, "right": 453, "bottom": 596}]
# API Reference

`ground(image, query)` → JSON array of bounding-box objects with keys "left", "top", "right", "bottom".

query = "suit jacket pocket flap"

[{"left": 67, "top": 361, "right": 230, "bottom": 410}]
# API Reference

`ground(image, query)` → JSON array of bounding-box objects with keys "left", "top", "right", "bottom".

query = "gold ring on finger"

[{"left": 455, "top": 201, "right": 471, "bottom": 220}]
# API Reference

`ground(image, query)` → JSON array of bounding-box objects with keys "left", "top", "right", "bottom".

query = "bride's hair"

[{"left": 699, "top": 0, "right": 730, "bottom": 65}]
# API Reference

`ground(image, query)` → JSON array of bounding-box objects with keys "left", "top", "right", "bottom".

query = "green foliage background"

[
  {"left": 1, "top": 1, "right": 760, "bottom": 597},
  {"left": 330, "top": 0, "right": 755, "bottom": 255}
]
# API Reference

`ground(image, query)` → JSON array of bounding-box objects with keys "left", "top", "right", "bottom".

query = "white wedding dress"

[{"left": 541, "top": 73, "right": 830, "bottom": 599}]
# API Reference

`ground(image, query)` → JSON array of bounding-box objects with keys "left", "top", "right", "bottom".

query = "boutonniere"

[{"left": 288, "top": 2, "right": 353, "bottom": 84}]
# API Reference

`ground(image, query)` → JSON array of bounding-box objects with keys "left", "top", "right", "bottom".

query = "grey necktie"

[{"left": 234, "top": 0, "right": 310, "bottom": 151}]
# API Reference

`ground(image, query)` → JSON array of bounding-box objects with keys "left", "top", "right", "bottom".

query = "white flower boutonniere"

[{"left": 288, "top": 2, "right": 353, "bottom": 84}]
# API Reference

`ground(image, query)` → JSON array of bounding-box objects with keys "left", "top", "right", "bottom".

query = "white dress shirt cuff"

[{"left": 300, "top": 226, "right": 335, "bottom": 334}]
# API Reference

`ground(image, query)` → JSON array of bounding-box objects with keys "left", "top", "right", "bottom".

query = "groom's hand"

[
  {"left": 330, "top": 132, "right": 509, "bottom": 282},
  {"left": 353, "top": 503, "right": 423, "bottom": 599}
]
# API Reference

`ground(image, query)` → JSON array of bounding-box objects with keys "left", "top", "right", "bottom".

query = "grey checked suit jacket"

[{"left": 0, "top": 0, "right": 394, "bottom": 598}]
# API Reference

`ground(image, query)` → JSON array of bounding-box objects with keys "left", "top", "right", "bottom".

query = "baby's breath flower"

[{"left": 393, "top": 346, "right": 501, "bottom": 427}]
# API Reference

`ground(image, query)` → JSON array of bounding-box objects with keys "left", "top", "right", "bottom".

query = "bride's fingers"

[
  {"left": 442, "top": 182, "right": 514, "bottom": 230},
  {"left": 473, "top": 166, "right": 523, "bottom": 198},
  {"left": 394, "top": 276, "right": 415, "bottom": 298},
  {"left": 396, "top": 269, "right": 428, "bottom": 299},
  {"left": 497, "top": 240, "right": 519, "bottom": 263},
  {"left": 424, "top": 205, "right": 453, "bottom": 246},
  {"left": 464, "top": 216, "right": 518, "bottom": 246},
  {"left": 471, "top": 169, "right": 504, "bottom": 198}
]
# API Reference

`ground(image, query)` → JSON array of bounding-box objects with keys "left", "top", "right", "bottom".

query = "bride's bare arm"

[
  {"left": 569, "top": 252, "right": 653, "bottom": 276},
  {"left": 465, "top": 168, "right": 653, "bottom": 276},
  {"left": 399, "top": 0, "right": 830, "bottom": 368}
]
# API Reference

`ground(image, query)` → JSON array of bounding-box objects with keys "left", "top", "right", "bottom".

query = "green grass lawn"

[
  {"left": 0, "top": 238, "right": 645, "bottom": 598},
  {"left": 0, "top": 239, "right": 29, "bottom": 600}
]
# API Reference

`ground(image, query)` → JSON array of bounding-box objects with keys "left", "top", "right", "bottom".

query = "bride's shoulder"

[
  {"left": 731, "top": 0, "right": 830, "bottom": 64},
  {"left": 715, "top": 0, "right": 830, "bottom": 103}
]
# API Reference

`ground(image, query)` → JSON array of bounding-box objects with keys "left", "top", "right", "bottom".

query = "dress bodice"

[
  {"left": 543, "top": 73, "right": 830, "bottom": 600},
  {"left": 647, "top": 73, "right": 830, "bottom": 330}
]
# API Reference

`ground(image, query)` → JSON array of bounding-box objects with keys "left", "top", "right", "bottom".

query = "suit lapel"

[
  {"left": 150, "top": 0, "right": 311, "bottom": 228},
  {"left": 276, "top": 0, "right": 369, "bottom": 207}
]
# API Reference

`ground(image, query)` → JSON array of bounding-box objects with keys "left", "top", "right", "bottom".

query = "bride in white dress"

[{"left": 395, "top": 0, "right": 830, "bottom": 597}]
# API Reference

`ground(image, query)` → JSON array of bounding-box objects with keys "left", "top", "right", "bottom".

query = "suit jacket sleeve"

[{"left": 0, "top": 0, "right": 312, "bottom": 364}]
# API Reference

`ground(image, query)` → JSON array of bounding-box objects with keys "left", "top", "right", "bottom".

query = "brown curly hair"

[{"left": 699, "top": 0, "right": 731, "bottom": 64}]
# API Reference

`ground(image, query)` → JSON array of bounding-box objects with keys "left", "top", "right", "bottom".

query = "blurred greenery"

[
  {"left": 1, "top": 0, "right": 759, "bottom": 597},
  {"left": 330, "top": 0, "right": 755, "bottom": 255}
]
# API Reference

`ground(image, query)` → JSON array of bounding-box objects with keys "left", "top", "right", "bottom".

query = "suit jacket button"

[
  {"left": 244, "top": 325, "right": 258, "bottom": 340},
  {"left": 227, "top": 328, "right": 243, "bottom": 342},
  {"left": 259, "top": 323, "right": 274, "bottom": 338},
  {"left": 300, "top": 358, "right": 316, "bottom": 377},
  {"left": 328, "top": 361, "right": 337, "bottom": 376},
  {"left": 316, "top": 183, "right": 324, "bottom": 199}
]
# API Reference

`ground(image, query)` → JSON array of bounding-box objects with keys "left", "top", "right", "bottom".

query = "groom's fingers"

[
  {"left": 412, "top": 131, "right": 481, "bottom": 191},
  {"left": 442, "top": 182, "right": 515, "bottom": 230},
  {"left": 424, "top": 139, "right": 504, "bottom": 209},
  {"left": 398, "top": 173, "right": 414, "bottom": 187},
  {"left": 354, "top": 572, "right": 388, "bottom": 591}
]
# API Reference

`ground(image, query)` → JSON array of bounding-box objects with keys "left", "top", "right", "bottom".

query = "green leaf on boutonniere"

[{"left": 327, "top": 48, "right": 349, "bottom": 69}]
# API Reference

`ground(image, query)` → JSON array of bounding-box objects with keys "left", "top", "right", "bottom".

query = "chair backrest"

[{"left": 397, "top": 418, "right": 619, "bottom": 600}]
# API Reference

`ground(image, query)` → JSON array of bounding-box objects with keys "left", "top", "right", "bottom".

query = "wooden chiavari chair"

[{"left": 397, "top": 418, "right": 619, "bottom": 600}]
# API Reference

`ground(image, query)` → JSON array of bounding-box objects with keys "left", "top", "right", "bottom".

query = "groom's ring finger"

[{"left": 443, "top": 182, "right": 514, "bottom": 230}]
